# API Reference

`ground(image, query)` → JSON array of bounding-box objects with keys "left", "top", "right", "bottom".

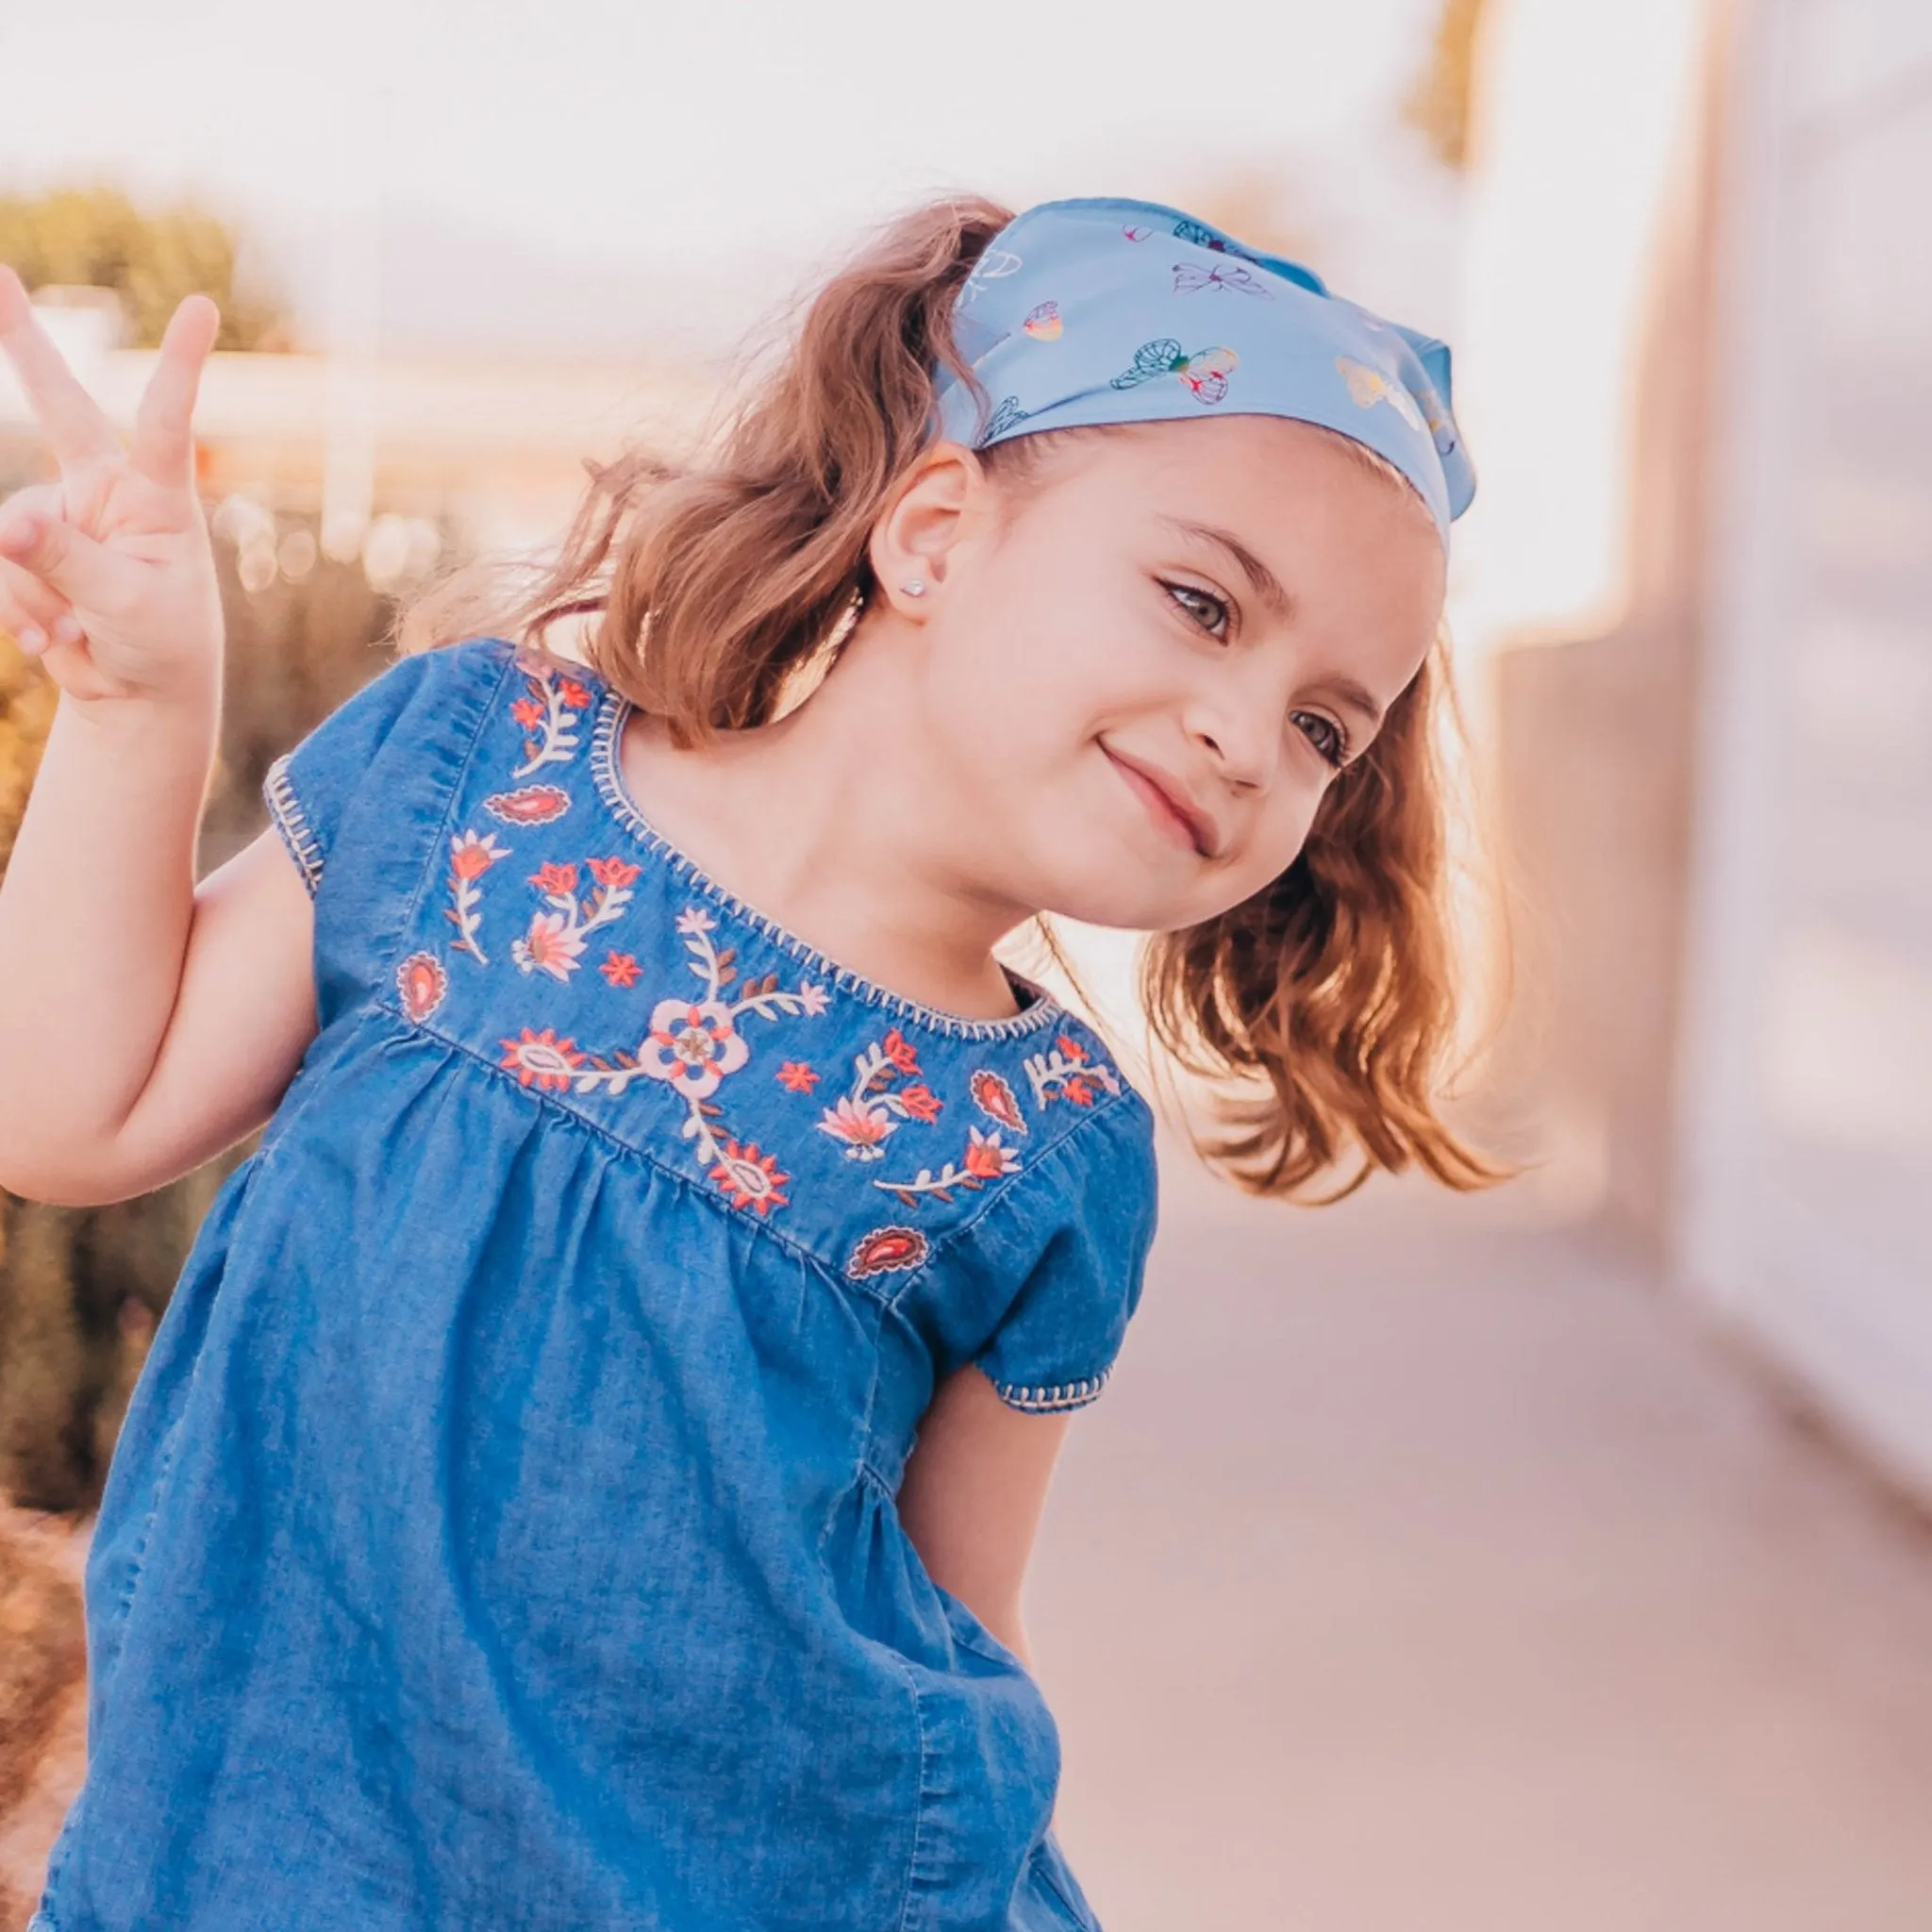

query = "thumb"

[{"left": 0, "top": 511, "right": 124, "bottom": 610}]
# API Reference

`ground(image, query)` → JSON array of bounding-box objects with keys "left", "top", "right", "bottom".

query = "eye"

[
  {"left": 1161, "top": 579, "right": 1230, "bottom": 639},
  {"left": 1291, "top": 709, "right": 1350, "bottom": 770}
]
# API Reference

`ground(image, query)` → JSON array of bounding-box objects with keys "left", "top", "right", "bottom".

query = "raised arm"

[{"left": 0, "top": 269, "right": 319, "bottom": 1206}]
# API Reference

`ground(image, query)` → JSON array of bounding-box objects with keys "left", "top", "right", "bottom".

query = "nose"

[{"left": 1183, "top": 684, "right": 1280, "bottom": 793}]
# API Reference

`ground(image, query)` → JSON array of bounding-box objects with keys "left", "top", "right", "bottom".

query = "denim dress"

[{"left": 33, "top": 635, "right": 1161, "bottom": 1932}]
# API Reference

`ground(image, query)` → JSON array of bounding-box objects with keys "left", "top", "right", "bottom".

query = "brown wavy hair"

[{"left": 396, "top": 194, "right": 1511, "bottom": 1203}]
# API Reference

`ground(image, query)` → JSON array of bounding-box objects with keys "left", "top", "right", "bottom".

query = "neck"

[{"left": 615, "top": 611, "right": 1042, "bottom": 1020}]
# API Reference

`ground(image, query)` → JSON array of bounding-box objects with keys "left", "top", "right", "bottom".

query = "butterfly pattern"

[
  {"left": 1172, "top": 260, "right": 1271, "bottom": 297},
  {"left": 1109, "top": 339, "right": 1240, "bottom": 405}
]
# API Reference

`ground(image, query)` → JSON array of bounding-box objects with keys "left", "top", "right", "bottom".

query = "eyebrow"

[{"left": 1160, "top": 517, "right": 1296, "bottom": 622}]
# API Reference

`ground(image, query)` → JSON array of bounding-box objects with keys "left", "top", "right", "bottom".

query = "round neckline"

[{"left": 579, "top": 677, "right": 1066, "bottom": 1041}]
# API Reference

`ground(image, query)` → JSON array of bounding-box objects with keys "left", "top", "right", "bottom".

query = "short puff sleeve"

[{"left": 971, "top": 1096, "right": 1160, "bottom": 1413}]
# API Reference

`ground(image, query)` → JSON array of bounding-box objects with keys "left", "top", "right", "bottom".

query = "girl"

[{"left": 0, "top": 194, "right": 1494, "bottom": 1930}]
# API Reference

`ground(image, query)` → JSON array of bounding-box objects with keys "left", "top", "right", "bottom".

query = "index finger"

[{"left": 0, "top": 264, "right": 128, "bottom": 472}]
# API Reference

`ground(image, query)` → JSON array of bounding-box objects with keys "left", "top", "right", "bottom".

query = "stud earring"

[{"left": 901, "top": 579, "right": 927, "bottom": 597}]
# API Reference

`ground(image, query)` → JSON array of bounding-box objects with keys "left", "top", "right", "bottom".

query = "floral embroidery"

[
  {"left": 601, "top": 951, "right": 641, "bottom": 988},
  {"left": 708, "top": 1138, "right": 788, "bottom": 1216},
  {"left": 509, "top": 658, "right": 594, "bottom": 778},
  {"left": 776, "top": 1061, "right": 819, "bottom": 1093},
  {"left": 395, "top": 952, "right": 449, "bottom": 1024},
  {"left": 1024, "top": 1033, "right": 1124, "bottom": 1109},
  {"left": 845, "top": 1225, "right": 928, "bottom": 1280},
  {"left": 815, "top": 1029, "right": 942, "bottom": 1162},
  {"left": 509, "top": 905, "right": 827, "bottom": 1217},
  {"left": 511, "top": 856, "right": 641, "bottom": 983},
  {"left": 873, "top": 1125, "right": 1023, "bottom": 1207},
  {"left": 484, "top": 783, "right": 573, "bottom": 826},
  {"left": 968, "top": 1068, "right": 1028, "bottom": 1136},
  {"left": 499, "top": 1027, "right": 585, "bottom": 1092},
  {"left": 446, "top": 829, "right": 510, "bottom": 963}
]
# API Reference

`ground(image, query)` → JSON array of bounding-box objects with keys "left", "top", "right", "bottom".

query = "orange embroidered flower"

[
  {"left": 1062, "top": 1077, "right": 1094, "bottom": 1106},
  {"left": 1056, "top": 1033, "right": 1089, "bottom": 1064},
  {"left": 587, "top": 856, "right": 642, "bottom": 890},
  {"left": 962, "top": 1125, "right": 1021, "bottom": 1179},
  {"left": 775, "top": 1060, "right": 819, "bottom": 1093},
  {"left": 558, "top": 677, "right": 594, "bottom": 711},
  {"left": 449, "top": 829, "right": 509, "bottom": 881},
  {"left": 510, "top": 695, "right": 545, "bottom": 728},
  {"left": 530, "top": 861, "right": 579, "bottom": 897},
  {"left": 708, "top": 1138, "right": 789, "bottom": 1215},
  {"left": 897, "top": 1083, "right": 941, "bottom": 1124},
  {"left": 499, "top": 1028, "right": 585, "bottom": 1092},
  {"left": 882, "top": 1028, "right": 920, "bottom": 1074},
  {"left": 601, "top": 952, "right": 641, "bottom": 988}
]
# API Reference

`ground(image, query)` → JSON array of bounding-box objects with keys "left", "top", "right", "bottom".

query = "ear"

[{"left": 867, "top": 440, "right": 986, "bottom": 618}]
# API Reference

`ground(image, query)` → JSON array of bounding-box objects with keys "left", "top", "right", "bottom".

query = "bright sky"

[{"left": 1, "top": 0, "right": 1451, "bottom": 352}]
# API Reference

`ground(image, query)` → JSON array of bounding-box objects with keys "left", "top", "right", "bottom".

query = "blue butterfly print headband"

[{"left": 930, "top": 196, "right": 1476, "bottom": 546}]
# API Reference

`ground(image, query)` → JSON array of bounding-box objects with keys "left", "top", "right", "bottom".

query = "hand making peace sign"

[{"left": 0, "top": 265, "right": 225, "bottom": 707}]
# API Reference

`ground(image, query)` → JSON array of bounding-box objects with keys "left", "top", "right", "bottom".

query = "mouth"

[{"left": 1101, "top": 744, "right": 1217, "bottom": 859}]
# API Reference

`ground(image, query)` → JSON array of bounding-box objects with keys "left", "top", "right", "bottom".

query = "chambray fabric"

[
  {"left": 34, "top": 635, "right": 1159, "bottom": 1932},
  {"left": 932, "top": 195, "right": 1475, "bottom": 543}
]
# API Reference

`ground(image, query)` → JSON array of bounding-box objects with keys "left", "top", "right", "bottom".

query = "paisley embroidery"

[
  {"left": 446, "top": 829, "right": 510, "bottom": 964},
  {"left": 845, "top": 1225, "right": 928, "bottom": 1280},
  {"left": 509, "top": 658, "right": 594, "bottom": 778},
  {"left": 395, "top": 952, "right": 448, "bottom": 1024},
  {"left": 968, "top": 1069, "right": 1028, "bottom": 1136},
  {"left": 872, "top": 1126, "right": 1023, "bottom": 1208},
  {"left": 510, "top": 857, "right": 641, "bottom": 983},
  {"left": 1024, "top": 1034, "right": 1124, "bottom": 1109},
  {"left": 484, "top": 783, "right": 573, "bottom": 826},
  {"left": 816, "top": 1029, "right": 942, "bottom": 1162}
]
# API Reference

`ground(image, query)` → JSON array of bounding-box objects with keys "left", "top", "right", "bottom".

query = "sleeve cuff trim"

[
  {"left": 991, "top": 1366, "right": 1113, "bottom": 1413},
  {"left": 265, "top": 753, "right": 325, "bottom": 897}
]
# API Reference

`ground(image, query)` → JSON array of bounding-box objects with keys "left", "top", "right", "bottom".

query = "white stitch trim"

[
  {"left": 264, "top": 752, "right": 325, "bottom": 895},
  {"left": 587, "top": 686, "right": 1067, "bottom": 1041},
  {"left": 992, "top": 1367, "right": 1113, "bottom": 1413}
]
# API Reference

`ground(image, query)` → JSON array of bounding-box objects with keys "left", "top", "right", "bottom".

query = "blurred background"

[{"left": 3, "top": 0, "right": 1931, "bottom": 1924}]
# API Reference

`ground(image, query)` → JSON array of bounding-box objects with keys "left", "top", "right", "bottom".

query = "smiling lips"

[{"left": 1103, "top": 745, "right": 1219, "bottom": 858}]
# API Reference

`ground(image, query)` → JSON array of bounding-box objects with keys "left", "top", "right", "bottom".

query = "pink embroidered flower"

[
  {"left": 601, "top": 952, "right": 641, "bottom": 988},
  {"left": 775, "top": 1060, "right": 819, "bottom": 1093},
  {"left": 969, "top": 1069, "right": 1027, "bottom": 1134},
  {"left": 639, "top": 997, "right": 749, "bottom": 1099},
  {"left": 897, "top": 1083, "right": 942, "bottom": 1124},
  {"left": 675, "top": 907, "right": 717, "bottom": 937},
  {"left": 483, "top": 785, "right": 572, "bottom": 826},
  {"left": 395, "top": 952, "right": 448, "bottom": 1024},
  {"left": 962, "top": 1125, "right": 1022, "bottom": 1179},
  {"left": 708, "top": 1138, "right": 789, "bottom": 1215},
  {"left": 529, "top": 860, "right": 579, "bottom": 897},
  {"left": 588, "top": 856, "right": 642, "bottom": 891},
  {"left": 846, "top": 1225, "right": 928, "bottom": 1280},
  {"left": 500, "top": 1028, "right": 585, "bottom": 1092},
  {"left": 512, "top": 910, "right": 586, "bottom": 983},
  {"left": 798, "top": 982, "right": 830, "bottom": 1017},
  {"left": 819, "top": 1095, "right": 895, "bottom": 1159},
  {"left": 882, "top": 1028, "right": 920, "bottom": 1074}
]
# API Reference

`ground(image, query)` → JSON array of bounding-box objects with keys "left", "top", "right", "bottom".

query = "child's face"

[{"left": 891, "top": 416, "right": 1446, "bottom": 933}]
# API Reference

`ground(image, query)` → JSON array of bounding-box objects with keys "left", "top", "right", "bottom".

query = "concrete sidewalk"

[{"left": 1034, "top": 1129, "right": 1932, "bottom": 1931}]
